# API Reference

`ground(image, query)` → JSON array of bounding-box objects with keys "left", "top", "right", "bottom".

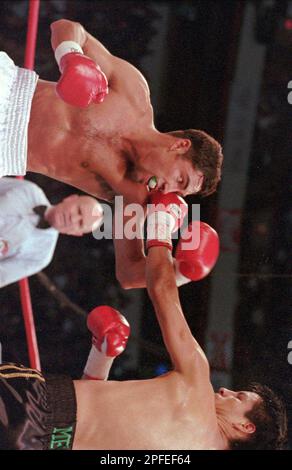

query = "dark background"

[{"left": 0, "top": 0, "right": 291, "bottom": 446}]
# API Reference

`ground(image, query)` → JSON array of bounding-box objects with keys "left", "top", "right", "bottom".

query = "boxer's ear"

[
  {"left": 169, "top": 139, "right": 192, "bottom": 153},
  {"left": 233, "top": 421, "right": 256, "bottom": 435},
  {"left": 194, "top": 173, "right": 204, "bottom": 193}
]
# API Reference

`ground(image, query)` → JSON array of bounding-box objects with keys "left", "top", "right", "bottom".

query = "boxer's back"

[{"left": 73, "top": 371, "right": 224, "bottom": 450}]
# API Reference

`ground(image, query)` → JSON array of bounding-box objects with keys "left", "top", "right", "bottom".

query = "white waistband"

[{"left": 0, "top": 53, "right": 38, "bottom": 177}]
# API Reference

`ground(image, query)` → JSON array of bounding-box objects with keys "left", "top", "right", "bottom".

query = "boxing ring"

[{"left": 17, "top": 0, "right": 41, "bottom": 371}]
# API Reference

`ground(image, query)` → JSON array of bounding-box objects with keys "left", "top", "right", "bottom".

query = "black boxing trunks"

[{"left": 0, "top": 363, "right": 77, "bottom": 450}]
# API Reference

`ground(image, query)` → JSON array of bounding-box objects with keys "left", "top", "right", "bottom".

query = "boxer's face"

[
  {"left": 134, "top": 156, "right": 204, "bottom": 197},
  {"left": 215, "top": 388, "right": 261, "bottom": 435},
  {"left": 46, "top": 195, "right": 103, "bottom": 236}
]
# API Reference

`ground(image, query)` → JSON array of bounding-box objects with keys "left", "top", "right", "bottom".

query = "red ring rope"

[{"left": 17, "top": 0, "right": 41, "bottom": 370}]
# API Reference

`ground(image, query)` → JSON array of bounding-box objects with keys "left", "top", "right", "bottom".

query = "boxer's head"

[
  {"left": 215, "top": 383, "right": 287, "bottom": 450},
  {"left": 45, "top": 195, "right": 103, "bottom": 236},
  {"left": 135, "top": 129, "right": 223, "bottom": 197}
]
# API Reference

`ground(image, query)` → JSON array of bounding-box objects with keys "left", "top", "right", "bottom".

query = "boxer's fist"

[
  {"left": 87, "top": 306, "right": 130, "bottom": 357},
  {"left": 56, "top": 53, "right": 109, "bottom": 107},
  {"left": 174, "top": 221, "right": 219, "bottom": 285},
  {"left": 146, "top": 191, "right": 188, "bottom": 251}
]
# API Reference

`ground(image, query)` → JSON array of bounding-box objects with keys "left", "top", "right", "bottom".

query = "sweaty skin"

[
  {"left": 71, "top": 244, "right": 261, "bottom": 450},
  {"left": 27, "top": 20, "right": 205, "bottom": 205},
  {"left": 73, "top": 372, "right": 221, "bottom": 450},
  {"left": 27, "top": 21, "right": 156, "bottom": 204},
  {"left": 28, "top": 77, "right": 152, "bottom": 204},
  {"left": 72, "top": 246, "right": 226, "bottom": 451}
]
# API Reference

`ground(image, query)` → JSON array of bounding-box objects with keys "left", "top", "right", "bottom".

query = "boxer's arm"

[
  {"left": 50, "top": 19, "right": 114, "bottom": 79},
  {"left": 50, "top": 19, "right": 150, "bottom": 93},
  {"left": 50, "top": 19, "right": 86, "bottom": 51},
  {"left": 113, "top": 200, "right": 147, "bottom": 289},
  {"left": 146, "top": 246, "right": 210, "bottom": 383}
]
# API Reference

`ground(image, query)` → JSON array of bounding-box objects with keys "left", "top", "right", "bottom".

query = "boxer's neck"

[
  {"left": 216, "top": 413, "right": 236, "bottom": 449},
  {"left": 120, "top": 128, "right": 176, "bottom": 165}
]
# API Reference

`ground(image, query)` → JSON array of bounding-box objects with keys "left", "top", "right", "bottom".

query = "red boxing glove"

[
  {"left": 87, "top": 306, "right": 130, "bottom": 357},
  {"left": 56, "top": 53, "right": 109, "bottom": 107},
  {"left": 146, "top": 191, "right": 188, "bottom": 251},
  {"left": 174, "top": 221, "right": 219, "bottom": 285}
]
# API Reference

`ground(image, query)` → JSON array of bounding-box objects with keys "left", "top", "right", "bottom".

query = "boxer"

[
  {"left": 0, "top": 197, "right": 287, "bottom": 450},
  {"left": 0, "top": 19, "right": 223, "bottom": 205}
]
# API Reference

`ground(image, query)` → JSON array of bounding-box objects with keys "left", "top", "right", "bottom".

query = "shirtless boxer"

[
  {"left": 74, "top": 248, "right": 287, "bottom": 451},
  {"left": 0, "top": 195, "right": 287, "bottom": 450},
  {"left": 0, "top": 19, "right": 223, "bottom": 205}
]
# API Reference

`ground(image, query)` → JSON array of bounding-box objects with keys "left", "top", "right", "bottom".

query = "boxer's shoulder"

[{"left": 34, "top": 77, "right": 57, "bottom": 96}]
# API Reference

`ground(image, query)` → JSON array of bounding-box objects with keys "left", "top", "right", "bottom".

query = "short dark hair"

[
  {"left": 230, "top": 383, "right": 288, "bottom": 450},
  {"left": 169, "top": 129, "right": 223, "bottom": 197}
]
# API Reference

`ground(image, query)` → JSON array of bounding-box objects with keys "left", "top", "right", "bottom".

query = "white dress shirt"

[{"left": 0, "top": 177, "right": 58, "bottom": 288}]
